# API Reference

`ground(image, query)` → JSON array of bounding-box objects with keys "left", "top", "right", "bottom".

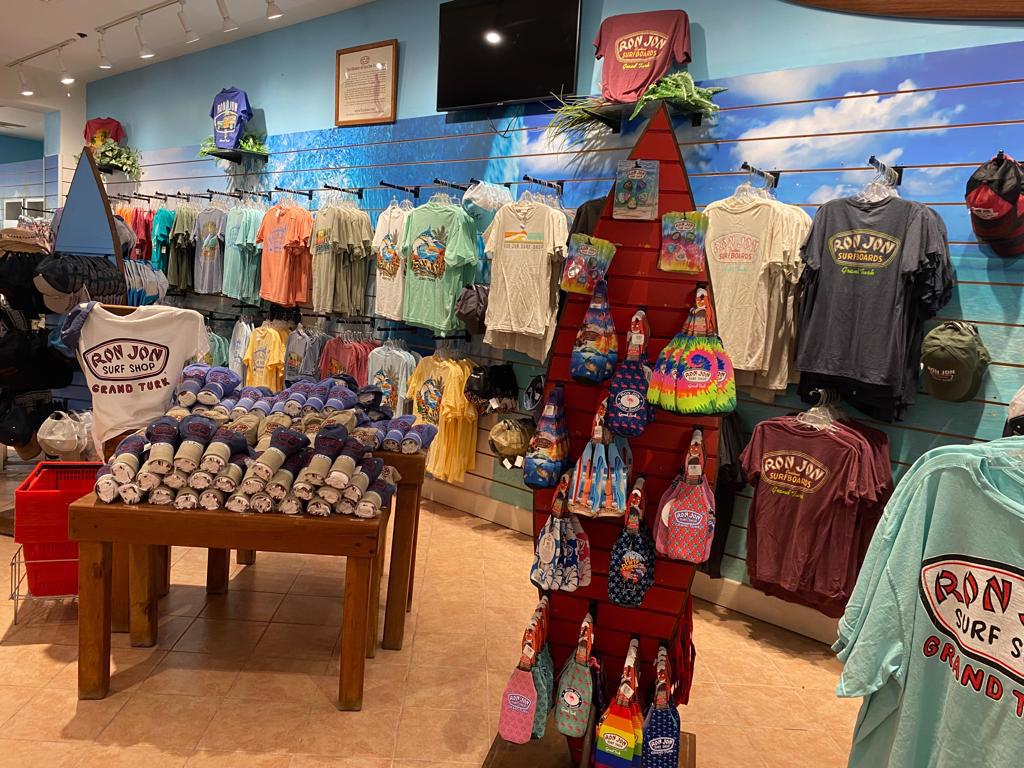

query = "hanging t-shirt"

[
  {"left": 210, "top": 87, "right": 253, "bottom": 150},
  {"left": 192, "top": 207, "right": 227, "bottom": 294},
  {"left": 222, "top": 207, "right": 249, "bottom": 300},
  {"left": 368, "top": 346, "right": 417, "bottom": 415},
  {"left": 837, "top": 450, "right": 1024, "bottom": 768},
  {"left": 150, "top": 208, "right": 176, "bottom": 273},
  {"left": 285, "top": 328, "right": 311, "bottom": 384},
  {"left": 406, "top": 356, "right": 445, "bottom": 425},
  {"left": 228, "top": 319, "right": 251, "bottom": 380},
  {"left": 83, "top": 117, "right": 126, "bottom": 149},
  {"left": 400, "top": 203, "right": 477, "bottom": 333},
  {"left": 257, "top": 204, "right": 314, "bottom": 306},
  {"left": 167, "top": 205, "right": 196, "bottom": 289},
  {"left": 594, "top": 10, "right": 692, "bottom": 103},
  {"left": 797, "top": 197, "right": 945, "bottom": 388},
  {"left": 373, "top": 205, "right": 409, "bottom": 321},
  {"left": 310, "top": 207, "right": 344, "bottom": 314},
  {"left": 484, "top": 201, "right": 568, "bottom": 339},
  {"left": 75, "top": 305, "right": 208, "bottom": 454},
  {"left": 242, "top": 324, "right": 286, "bottom": 390}
]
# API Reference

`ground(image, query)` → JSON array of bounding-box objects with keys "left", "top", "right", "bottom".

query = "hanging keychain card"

[
  {"left": 658, "top": 211, "right": 707, "bottom": 274},
  {"left": 613, "top": 160, "right": 659, "bottom": 221},
  {"left": 561, "top": 234, "right": 617, "bottom": 295}
]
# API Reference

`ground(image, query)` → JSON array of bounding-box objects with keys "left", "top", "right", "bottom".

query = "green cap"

[{"left": 920, "top": 321, "right": 990, "bottom": 402}]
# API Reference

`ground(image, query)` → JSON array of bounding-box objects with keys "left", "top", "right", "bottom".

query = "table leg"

[
  {"left": 366, "top": 512, "right": 389, "bottom": 659},
  {"left": 111, "top": 542, "right": 129, "bottom": 633},
  {"left": 155, "top": 546, "right": 170, "bottom": 597},
  {"left": 128, "top": 544, "right": 157, "bottom": 648},
  {"left": 78, "top": 541, "right": 112, "bottom": 699},
  {"left": 339, "top": 555, "right": 371, "bottom": 710},
  {"left": 383, "top": 487, "right": 416, "bottom": 650},
  {"left": 237, "top": 549, "right": 256, "bottom": 565},
  {"left": 407, "top": 485, "right": 421, "bottom": 613},
  {"left": 206, "top": 548, "right": 230, "bottom": 594}
]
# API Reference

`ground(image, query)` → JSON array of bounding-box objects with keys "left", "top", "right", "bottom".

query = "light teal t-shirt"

[
  {"left": 837, "top": 442, "right": 1024, "bottom": 768},
  {"left": 222, "top": 207, "right": 247, "bottom": 300},
  {"left": 400, "top": 202, "right": 476, "bottom": 333}
]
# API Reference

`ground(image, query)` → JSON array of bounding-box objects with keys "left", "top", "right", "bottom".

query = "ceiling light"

[
  {"left": 484, "top": 30, "right": 502, "bottom": 44},
  {"left": 265, "top": 0, "right": 284, "bottom": 20},
  {"left": 135, "top": 16, "right": 155, "bottom": 59},
  {"left": 178, "top": 2, "right": 200, "bottom": 44},
  {"left": 17, "top": 66, "right": 33, "bottom": 97},
  {"left": 97, "top": 33, "right": 112, "bottom": 69},
  {"left": 216, "top": 0, "right": 238, "bottom": 32},
  {"left": 56, "top": 47, "right": 75, "bottom": 85}
]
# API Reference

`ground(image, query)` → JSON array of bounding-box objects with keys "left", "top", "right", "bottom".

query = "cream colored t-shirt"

[
  {"left": 483, "top": 201, "right": 567, "bottom": 340},
  {"left": 372, "top": 206, "right": 409, "bottom": 321},
  {"left": 704, "top": 197, "right": 788, "bottom": 371},
  {"left": 76, "top": 304, "right": 208, "bottom": 455}
]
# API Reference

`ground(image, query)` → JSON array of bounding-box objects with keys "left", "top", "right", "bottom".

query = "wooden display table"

[{"left": 70, "top": 451, "right": 425, "bottom": 710}]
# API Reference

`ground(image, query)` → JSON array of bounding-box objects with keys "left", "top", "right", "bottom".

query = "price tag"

[
  {"left": 490, "top": 397, "right": 502, "bottom": 410},
  {"left": 502, "top": 458, "right": 514, "bottom": 470},
  {"left": 514, "top": 455, "right": 524, "bottom": 468},
  {"left": 593, "top": 425, "right": 603, "bottom": 442},
  {"left": 629, "top": 332, "right": 645, "bottom": 347},
  {"left": 543, "top": 405, "right": 555, "bottom": 418}
]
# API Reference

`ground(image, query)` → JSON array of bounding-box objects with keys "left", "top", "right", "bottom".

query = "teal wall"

[
  {"left": 43, "top": 111, "right": 60, "bottom": 157},
  {"left": 86, "top": 0, "right": 1024, "bottom": 151},
  {"left": 0, "top": 135, "right": 43, "bottom": 164}
]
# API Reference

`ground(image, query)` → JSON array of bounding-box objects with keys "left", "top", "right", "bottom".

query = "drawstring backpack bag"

[
  {"left": 568, "top": 399, "right": 629, "bottom": 518},
  {"left": 642, "top": 646, "right": 681, "bottom": 768},
  {"left": 655, "top": 430, "right": 716, "bottom": 563},
  {"left": 670, "top": 289, "right": 719, "bottom": 415},
  {"left": 606, "top": 309, "right": 654, "bottom": 438},
  {"left": 523, "top": 383, "right": 570, "bottom": 489},
  {"left": 531, "top": 601, "right": 555, "bottom": 739},
  {"left": 571, "top": 279, "right": 618, "bottom": 384},
  {"left": 499, "top": 623, "right": 540, "bottom": 744},
  {"left": 530, "top": 472, "right": 592, "bottom": 592},
  {"left": 608, "top": 477, "right": 656, "bottom": 607},
  {"left": 555, "top": 613, "right": 596, "bottom": 738}
]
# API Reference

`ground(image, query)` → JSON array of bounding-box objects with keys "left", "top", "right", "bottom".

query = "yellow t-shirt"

[{"left": 243, "top": 325, "right": 286, "bottom": 390}]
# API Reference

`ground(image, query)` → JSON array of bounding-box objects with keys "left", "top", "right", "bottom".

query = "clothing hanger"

[{"left": 795, "top": 388, "right": 842, "bottom": 430}]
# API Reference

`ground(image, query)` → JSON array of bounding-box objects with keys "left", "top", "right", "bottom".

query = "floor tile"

[
  {"left": 289, "top": 757, "right": 391, "bottom": 768},
  {"left": 745, "top": 726, "right": 848, "bottom": 768},
  {"left": 272, "top": 594, "right": 344, "bottom": 626},
  {"left": 159, "top": 585, "right": 209, "bottom": 618},
  {"left": 718, "top": 684, "right": 816, "bottom": 729},
  {"left": 0, "top": 684, "right": 37, "bottom": 725},
  {"left": 173, "top": 619, "right": 268, "bottom": 657},
  {"left": 404, "top": 664, "right": 487, "bottom": 710},
  {"left": 2, "top": 688, "right": 127, "bottom": 742},
  {"left": 201, "top": 591, "right": 285, "bottom": 622},
  {"left": 0, "top": 738, "right": 83, "bottom": 767},
  {"left": 111, "top": 614, "right": 195, "bottom": 651},
  {"left": 318, "top": 659, "right": 408, "bottom": 711},
  {"left": 394, "top": 706, "right": 490, "bottom": 763},
  {"left": 297, "top": 707, "right": 400, "bottom": 758},
  {"left": 686, "top": 723, "right": 768, "bottom": 768},
  {"left": 197, "top": 699, "right": 308, "bottom": 754},
  {"left": 253, "top": 623, "right": 337, "bottom": 660},
  {"left": 47, "top": 647, "right": 165, "bottom": 693},
  {"left": 288, "top": 574, "right": 346, "bottom": 598},
  {"left": 98, "top": 692, "right": 219, "bottom": 752},
  {"left": 185, "top": 752, "right": 290, "bottom": 767},
  {"left": 228, "top": 568, "right": 298, "bottom": 594},
  {"left": 0, "top": 644, "right": 76, "bottom": 687},
  {"left": 139, "top": 651, "right": 243, "bottom": 697},
  {"left": 75, "top": 743, "right": 189, "bottom": 767},
  {"left": 411, "top": 630, "right": 487, "bottom": 669},
  {"left": 226, "top": 656, "right": 328, "bottom": 704}
]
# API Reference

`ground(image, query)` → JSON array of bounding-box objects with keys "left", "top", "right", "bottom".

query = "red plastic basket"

[{"left": 14, "top": 462, "right": 100, "bottom": 597}]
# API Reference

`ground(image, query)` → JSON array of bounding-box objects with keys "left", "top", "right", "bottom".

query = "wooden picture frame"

[{"left": 335, "top": 39, "right": 399, "bottom": 127}]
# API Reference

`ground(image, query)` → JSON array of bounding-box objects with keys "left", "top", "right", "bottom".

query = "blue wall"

[
  {"left": 86, "top": 0, "right": 1024, "bottom": 151},
  {"left": 43, "top": 112, "right": 60, "bottom": 157},
  {"left": 0, "top": 135, "right": 43, "bottom": 164}
]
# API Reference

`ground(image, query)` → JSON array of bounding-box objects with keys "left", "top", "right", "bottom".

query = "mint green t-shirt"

[
  {"left": 400, "top": 203, "right": 476, "bottom": 333},
  {"left": 837, "top": 443, "right": 1024, "bottom": 768}
]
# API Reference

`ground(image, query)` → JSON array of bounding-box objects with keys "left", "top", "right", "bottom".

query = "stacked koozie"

[{"left": 92, "top": 367, "right": 436, "bottom": 519}]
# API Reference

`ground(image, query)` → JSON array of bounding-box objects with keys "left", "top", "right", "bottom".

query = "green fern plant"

[
  {"left": 91, "top": 139, "right": 142, "bottom": 181},
  {"left": 199, "top": 133, "right": 269, "bottom": 158}
]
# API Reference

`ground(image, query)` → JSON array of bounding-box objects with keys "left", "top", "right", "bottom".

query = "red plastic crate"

[{"left": 14, "top": 462, "right": 100, "bottom": 597}]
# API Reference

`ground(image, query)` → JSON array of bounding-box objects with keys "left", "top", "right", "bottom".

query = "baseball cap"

[
  {"left": 488, "top": 418, "right": 535, "bottom": 458},
  {"left": 966, "top": 153, "right": 1024, "bottom": 257},
  {"left": 920, "top": 321, "right": 990, "bottom": 402},
  {"left": 1004, "top": 386, "right": 1024, "bottom": 437}
]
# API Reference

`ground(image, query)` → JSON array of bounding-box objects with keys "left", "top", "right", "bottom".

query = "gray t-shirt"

[
  {"left": 192, "top": 207, "right": 227, "bottom": 294},
  {"left": 285, "top": 328, "right": 312, "bottom": 384},
  {"left": 796, "top": 197, "right": 944, "bottom": 388}
]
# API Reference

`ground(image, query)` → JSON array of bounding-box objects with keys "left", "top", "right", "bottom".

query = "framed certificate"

[{"left": 335, "top": 39, "right": 399, "bottom": 127}]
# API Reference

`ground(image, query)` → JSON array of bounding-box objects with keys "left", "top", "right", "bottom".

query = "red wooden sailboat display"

[{"left": 532, "top": 103, "right": 721, "bottom": 761}]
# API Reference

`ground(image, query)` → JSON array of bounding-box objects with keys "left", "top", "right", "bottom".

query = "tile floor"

[{"left": 0, "top": 497, "right": 858, "bottom": 767}]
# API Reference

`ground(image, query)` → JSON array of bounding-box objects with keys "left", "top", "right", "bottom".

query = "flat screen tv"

[{"left": 437, "top": 0, "right": 581, "bottom": 111}]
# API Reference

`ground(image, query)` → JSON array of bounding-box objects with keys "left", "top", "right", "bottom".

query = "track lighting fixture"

[
  {"left": 56, "top": 46, "right": 74, "bottom": 85},
  {"left": 266, "top": 0, "right": 284, "bottom": 20},
  {"left": 216, "top": 0, "right": 239, "bottom": 32},
  {"left": 136, "top": 16, "right": 155, "bottom": 59},
  {"left": 178, "top": 2, "right": 200, "bottom": 44},
  {"left": 17, "top": 66, "right": 33, "bottom": 97},
  {"left": 97, "top": 33, "right": 112, "bottom": 69}
]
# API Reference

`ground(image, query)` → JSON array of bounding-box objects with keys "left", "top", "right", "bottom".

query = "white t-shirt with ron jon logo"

[{"left": 77, "top": 305, "right": 209, "bottom": 454}]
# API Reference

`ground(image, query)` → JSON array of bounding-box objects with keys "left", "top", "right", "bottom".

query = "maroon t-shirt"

[
  {"left": 740, "top": 420, "right": 861, "bottom": 608},
  {"left": 594, "top": 10, "right": 691, "bottom": 103}
]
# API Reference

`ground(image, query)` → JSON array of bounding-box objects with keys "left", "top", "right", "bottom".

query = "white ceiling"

[
  {"left": 1, "top": 0, "right": 375, "bottom": 137},
  {"left": 0, "top": 107, "right": 46, "bottom": 141}
]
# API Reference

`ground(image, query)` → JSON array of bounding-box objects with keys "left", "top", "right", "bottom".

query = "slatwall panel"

[{"left": 53, "top": 40, "right": 1024, "bottom": 620}]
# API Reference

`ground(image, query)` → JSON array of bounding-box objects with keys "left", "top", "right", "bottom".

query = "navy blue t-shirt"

[{"left": 210, "top": 87, "right": 253, "bottom": 149}]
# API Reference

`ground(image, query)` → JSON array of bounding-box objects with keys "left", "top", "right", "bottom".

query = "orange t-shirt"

[{"left": 257, "top": 204, "right": 313, "bottom": 306}]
